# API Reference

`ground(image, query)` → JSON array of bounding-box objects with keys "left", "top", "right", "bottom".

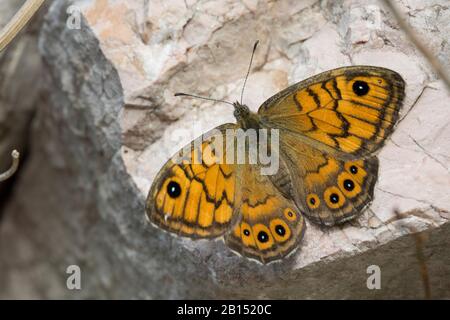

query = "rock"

[
  {"left": 0, "top": 0, "right": 449, "bottom": 299},
  {"left": 0, "top": 0, "right": 46, "bottom": 199}
]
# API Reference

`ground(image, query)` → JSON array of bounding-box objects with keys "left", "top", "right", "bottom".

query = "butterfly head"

[
  {"left": 233, "top": 102, "right": 250, "bottom": 121},
  {"left": 233, "top": 102, "right": 260, "bottom": 129}
]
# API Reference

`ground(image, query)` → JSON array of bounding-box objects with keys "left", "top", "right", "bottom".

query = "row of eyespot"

[
  {"left": 239, "top": 208, "right": 299, "bottom": 245},
  {"left": 306, "top": 165, "right": 360, "bottom": 210}
]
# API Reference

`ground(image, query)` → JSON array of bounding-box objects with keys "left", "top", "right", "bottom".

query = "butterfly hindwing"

[
  {"left": 280, "top": 133, "right": 379, "bottom": 225},
  {"left": 225, "top": 163, "right": 306, "bottom": 264}
]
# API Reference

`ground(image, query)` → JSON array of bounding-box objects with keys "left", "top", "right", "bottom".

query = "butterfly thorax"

[{"left": 233, "top": 102, "right": 260, "bottom": 129}]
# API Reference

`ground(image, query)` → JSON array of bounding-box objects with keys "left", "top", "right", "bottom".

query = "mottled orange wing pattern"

[
  {"left": 225, "top": 163, "right": 305, "bottom": 264},
  {"left": 146, "top": 124, "right": 240, "bottom": 238},
  {"left": 280, "top": 132, "right": 379, "bottom": 226},
  {"left": 259, "top": 66, "right": 405, "bottom": 158},
  {"left": 146, "top": 64, "right": 406, "bottom": 262}
]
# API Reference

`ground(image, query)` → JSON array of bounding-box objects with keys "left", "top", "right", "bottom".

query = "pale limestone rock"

[{"left": 0, "top": 0, "right": 449, "bottom": 299}]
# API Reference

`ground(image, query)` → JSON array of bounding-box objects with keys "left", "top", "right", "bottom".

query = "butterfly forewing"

[
  {"left": 146, "top": 124, "right": 242, "bottom": 239},
  {"left": 258, "top": 66, "right": 405, "bottom": 159}
]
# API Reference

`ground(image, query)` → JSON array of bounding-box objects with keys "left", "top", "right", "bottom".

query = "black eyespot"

[
  {"left": 257, "top": 231, "right": 269, "bottom": 243},
  {"left": 343, "top": 179, "right": 355, "bottom": 191},
  {"left": 352, "top": 80, "right": 369, "bottom": 96},
  {"left": 243, "top": 229, "right": 250, "bottom": 236},
  {"left": 167, "top": 181, "right": 181, "bottom": 198},
  {"left": 275, "top": 225, "right": 286, "bottom": 236},
  {"left": 309, "top": 197, "right": 316, "bottom": 205},
  {"left": 330, "top": 193, "right": 340, "bottom": 204},
  {"left": 350, "top": 165, "right": 358, "bottom": 174},
  {"left": 287, "top": 211, "right": 293, "bottom": 217}
]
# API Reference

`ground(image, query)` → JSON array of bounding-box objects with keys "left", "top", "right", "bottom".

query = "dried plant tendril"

[
  {"left": 0, "top": 0, "right": 45, "bottom": 52},
  {"left": 0, "top": 150, "right": 20, "bottom": 182}
]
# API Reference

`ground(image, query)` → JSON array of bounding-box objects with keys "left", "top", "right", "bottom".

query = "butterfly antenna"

[
  {"left": 174, "top": 92, "right": 234, "bottom": 106},
  {"left": 240, "top": 40, "right": 259, "bottom": 105}
]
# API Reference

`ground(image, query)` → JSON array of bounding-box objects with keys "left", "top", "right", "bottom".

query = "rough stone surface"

[
  {"left": 0, "top": 0, "right": 449, "bottom": 299},
  {"left": 0, "top": 0, "right": 46, "bottom": 200}
]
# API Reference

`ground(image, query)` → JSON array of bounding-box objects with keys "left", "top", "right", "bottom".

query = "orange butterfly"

[{"left": 146, "top": 42, "right": 405, "bottom": 264}]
